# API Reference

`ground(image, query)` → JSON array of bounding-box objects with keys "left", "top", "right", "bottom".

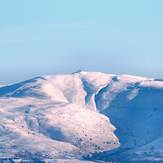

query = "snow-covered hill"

[{"left": 0, "top": 71, "right": 163, "bottom": 162}]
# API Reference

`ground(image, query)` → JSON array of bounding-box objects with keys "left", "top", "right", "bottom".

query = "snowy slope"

[
  {"left": 0, "top": 72, "right": 119, "bottom": 162},
  {"left": 0, "top": 71, "right": 163, "bottom": 162}
]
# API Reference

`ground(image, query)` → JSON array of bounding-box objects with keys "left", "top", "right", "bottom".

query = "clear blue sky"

[{"left": 0, "top": 0, "right": 163, "bottom": 83}]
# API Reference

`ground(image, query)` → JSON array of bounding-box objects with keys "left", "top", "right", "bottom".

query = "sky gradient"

[{"left": 0, "top": 0, "right": 163, "bottom": 83}]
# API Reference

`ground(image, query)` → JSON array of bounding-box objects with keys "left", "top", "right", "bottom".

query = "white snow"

[{"left": 0, "top": 71, "right": 163, "bottom": 162}]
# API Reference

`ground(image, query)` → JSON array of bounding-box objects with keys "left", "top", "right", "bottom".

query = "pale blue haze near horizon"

[{"left": 0, "top": 0, "right": 163, "bottom": 83}]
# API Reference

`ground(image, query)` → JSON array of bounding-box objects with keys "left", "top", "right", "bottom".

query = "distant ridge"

[{"left": 0, "top": 71, "right": 163, "bottom": 162}]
